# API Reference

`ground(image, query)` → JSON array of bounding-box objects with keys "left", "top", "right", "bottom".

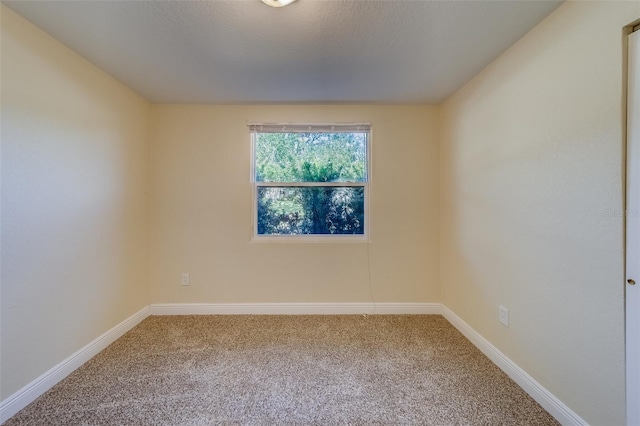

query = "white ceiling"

[{"left": 3, "top": 0, "right": 563, "bottom": 104}]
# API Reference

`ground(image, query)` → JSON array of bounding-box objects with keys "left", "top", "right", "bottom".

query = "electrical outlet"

[
  {"left": 499, "top": 305, "right": 509, "bottom": 327},
  {"left": 181, "top": 272, "right": 190, "bottom": 286}
]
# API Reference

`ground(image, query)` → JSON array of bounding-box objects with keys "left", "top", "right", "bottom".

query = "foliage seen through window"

[{"left": 253, "top": 130, "right": 368, "bottom": 236}]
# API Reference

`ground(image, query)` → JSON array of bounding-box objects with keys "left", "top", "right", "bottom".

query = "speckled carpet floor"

[{"left": 4, "top": 315, "right": 558, "bottom": 425}]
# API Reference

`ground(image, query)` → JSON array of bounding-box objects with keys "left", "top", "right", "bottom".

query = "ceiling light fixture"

[{"left": 260, "top": 0, "right": 297, "bottom": 7}]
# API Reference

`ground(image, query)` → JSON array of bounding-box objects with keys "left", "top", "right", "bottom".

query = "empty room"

[{"left": 2, "top": 0, "right": 640, "bottom": 425}]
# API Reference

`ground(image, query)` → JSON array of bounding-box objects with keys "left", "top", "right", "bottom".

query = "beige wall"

[
  {"left": 440, "top": 2, "right": 640, "bottom": 424},
  {"left": 1, "top": 6, "right": 151, "bottom": 399},
  {"left": 150, "top": 105, "right": 439, "bottom": 304}
]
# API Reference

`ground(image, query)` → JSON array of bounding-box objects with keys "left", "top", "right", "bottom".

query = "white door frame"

[{"left": 626, "top": 26, "right": 640, "bottom": 426}]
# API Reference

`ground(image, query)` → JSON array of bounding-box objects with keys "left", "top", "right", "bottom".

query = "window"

[{"left": 250, "top": 124, "right": 370, "bottom": 240}]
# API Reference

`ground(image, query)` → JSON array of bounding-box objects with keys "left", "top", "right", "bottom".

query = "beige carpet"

[{"left": 4, "top": 315, "right": 558, "bottom": 425}]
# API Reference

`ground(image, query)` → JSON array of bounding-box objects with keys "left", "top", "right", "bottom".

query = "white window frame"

[{"left": 249, "top": 123, "right": 371, "bottom": 243}]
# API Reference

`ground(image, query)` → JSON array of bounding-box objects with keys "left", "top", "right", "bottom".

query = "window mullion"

[{"left": 255, "top": 182, "right": 365, "bottom": 187}]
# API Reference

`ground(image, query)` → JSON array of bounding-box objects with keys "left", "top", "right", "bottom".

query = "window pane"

[
  {"left": 257, "top": 186, "right": 365, "bottom": 235},
  {"left": 255, "top": 132, "right": 367, "bottom": 183}
]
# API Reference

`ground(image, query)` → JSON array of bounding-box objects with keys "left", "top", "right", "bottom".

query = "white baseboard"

[
  {"left": 149, "top": 302, "right": 441, "bottom": 316},
  {"left": 0, "top": 306, "right": 150, "bottom": 423},
  {"left": 440, "top": 305, "right": 587, "bottom": 426}
]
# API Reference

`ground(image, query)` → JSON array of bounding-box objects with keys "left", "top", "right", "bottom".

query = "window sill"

[{"left": 251, "top": 235, "right": 370, "bottom": 244}]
